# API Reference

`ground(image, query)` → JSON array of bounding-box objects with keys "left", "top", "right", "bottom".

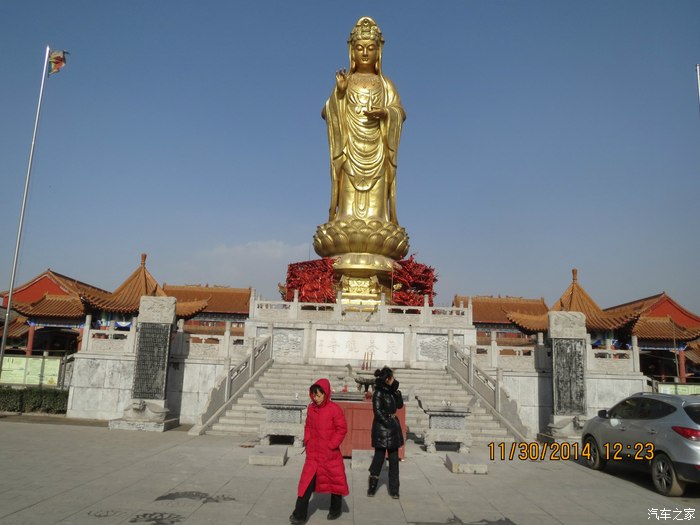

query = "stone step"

[{"left": 204, "top": 363, "right": 516, "bottom": 443}]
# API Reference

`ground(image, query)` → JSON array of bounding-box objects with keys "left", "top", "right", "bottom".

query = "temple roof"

[
  {"left": 504, "top": 311, "right": 550, "bottom": 333},
  {"left": 686, "top": 340, "right": 700, "bottom": 365},
  {"left": 605, "top": 292, "right": 700, "bottom": 329},
  {"left": 604, "top": 293, "right": 665, "bottom": 315},
  {"left": 13, "top": 294, "right": 86, "bottom": 319},
  {"left": 81, "top": 254, "right": 165, "bottom": 314},
  {"left": 2, "top": 315, "right": 29, "bottom": 339},
  {"left": 453, "top": 295, "right": 548, "bottom": 324},
  {"left": 3, "top": 256, "right": 210, "bottom": 321},
  {"left": 507, "top": 269, "right": 639, "bottom": 333},
  {"left": 632, "top": 316, "right": 700, "bottom": 341},
  {"left": 163, "top": 285, "right": 251, "bottom": 314},
  {"left": 2, "top": 269, "right": 109, "bottom": 299},
  {"left": 79, "top": 254, "right": 208, "bottom": 318}
]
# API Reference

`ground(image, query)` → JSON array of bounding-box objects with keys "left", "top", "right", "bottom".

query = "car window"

[
  {"left": 638, "top": 398, "right": 676, "bottom": 419},
  {"left": 683, "top": 404, "right": 700, "bottom": 424},
  {"left": 609, "top": 398, "right": 640, "bottom": 419}
]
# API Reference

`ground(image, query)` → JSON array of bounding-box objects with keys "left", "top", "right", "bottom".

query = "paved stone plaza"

[{"left": 0, "top": 416, "right": 698, "bottom": 524}]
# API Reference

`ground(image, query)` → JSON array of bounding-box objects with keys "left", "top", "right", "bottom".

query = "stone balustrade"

[{"left": 251, "top": 293, "right": 472, "bottom": 329}]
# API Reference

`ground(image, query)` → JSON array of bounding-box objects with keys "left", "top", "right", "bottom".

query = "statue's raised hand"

[{"left": 335, "top": 69, "right": 348, "bottom": 96}]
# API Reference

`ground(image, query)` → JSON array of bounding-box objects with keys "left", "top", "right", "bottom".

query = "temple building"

[
  {"left": 605, "top": 293, "right": 700, "bottom": 382},
  {"left": 452, "top": 294, "right": 548, "bottom": 349},
  {"left": 1, "top": 269, "right": 110, "bottom": 356},
  {"left": 1, "top": 254, "right": 250, "bottom": 355},
  {"left": 505, "top": 269, "right": 700, "bottom": 382},
  {"left": 162, "top": 284, "right": 251, "bottom": 339}
]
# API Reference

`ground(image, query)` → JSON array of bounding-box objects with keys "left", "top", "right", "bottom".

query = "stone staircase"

[{"left": 208, "top": 362, "right": 515, "bottom": 445}]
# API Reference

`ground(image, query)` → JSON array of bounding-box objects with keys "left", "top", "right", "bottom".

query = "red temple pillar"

[
  {"left": 26, "top": 325, "right": 35, "bottom": 356},
  {"left": 679, "top": 350, "right": 687, "bottom": 384}
]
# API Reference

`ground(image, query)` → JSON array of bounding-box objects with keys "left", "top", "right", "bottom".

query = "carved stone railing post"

[
  {"left": 490, "top": 331, "right": 499, "bottom": 368},
  {"left": 632, "top": 335, "right": 640, "bottom": 373},
  {"left": 80, "top": 314, "right": 92, "bottom": 352}
]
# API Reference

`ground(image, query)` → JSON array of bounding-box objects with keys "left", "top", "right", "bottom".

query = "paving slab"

[
  {"left": 248, "top": 444, "right": 288, "bottom": 466},
  {"left": 1, "top": 419, "right": 700, "bottom": 525}
]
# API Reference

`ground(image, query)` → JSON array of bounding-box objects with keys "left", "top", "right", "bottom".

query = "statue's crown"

[{"left": 348, "top": 17, "right": 383, "bottom": 44}]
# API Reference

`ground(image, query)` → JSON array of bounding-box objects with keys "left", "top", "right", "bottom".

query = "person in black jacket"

[{"left": 367, "top": 366, "right": 404, "bottom": 498}]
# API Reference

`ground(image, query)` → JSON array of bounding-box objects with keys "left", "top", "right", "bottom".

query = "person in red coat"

[{"left": 290, "top": 378, "right": 349, "bottom": 524}]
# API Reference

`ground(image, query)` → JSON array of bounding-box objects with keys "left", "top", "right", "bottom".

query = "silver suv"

[{"left": 581, "top": 392, "right": 700, "bottom": 496}]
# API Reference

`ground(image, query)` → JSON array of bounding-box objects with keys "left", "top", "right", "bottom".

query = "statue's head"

[{"left": 347, "top": 16, "right": 384, "bottom": 74}]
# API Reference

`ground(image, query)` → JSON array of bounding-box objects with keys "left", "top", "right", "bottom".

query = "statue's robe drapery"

[{"left": 324, "top": 74, "right": 405, "bottom": 224}]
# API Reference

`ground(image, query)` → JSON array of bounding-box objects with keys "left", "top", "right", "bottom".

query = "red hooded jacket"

[{"left": 297, "top": 378, "right": 349, "bottom": 497}]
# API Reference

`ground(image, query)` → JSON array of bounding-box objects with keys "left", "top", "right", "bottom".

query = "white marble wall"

[
  {"left": 499, "top": 371, "right": 649, "bottom": 438},
  {"left": 67, "top": 354, "right": 135, "bottom": 420},
  {"left": 167, "top": 358, "right": 229, "bottom": 425},
  {"left": 585, "top": 374, "right": 650, "bottom": 416},
  {"left": 246, "top": 317, "right": 475, "bottom": 370},
  {"left": 500, "top": 372, "right": 552, "bottom": 439},
  {"left": 67, "top": 350, "right": 233, "bottom": 424}
]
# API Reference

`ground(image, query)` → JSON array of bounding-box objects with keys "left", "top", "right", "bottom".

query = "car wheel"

[
  {"left": 583, "top": 436, "right": 606, "bottom": 470},
  {"left": 651, "top": 452, "right": 686, "bottom": 497}
]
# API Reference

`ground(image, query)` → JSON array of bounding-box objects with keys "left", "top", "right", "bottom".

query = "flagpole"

[
  {"left": 0, "top": 45, "right": 51, "bottom": 379},
  {"left": 696, "top": 64, "right": 700, "bottom": 117}
]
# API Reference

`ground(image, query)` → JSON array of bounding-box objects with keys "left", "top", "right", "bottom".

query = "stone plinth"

[
  {"left": 257, "top": 391, "right": 307, "bottom": 447},
  {"left": 108, "top": 399, "right": 179, "bottom": 432},
  {"left": 417, "top": 396, "right": 472, "bottom": 454}
]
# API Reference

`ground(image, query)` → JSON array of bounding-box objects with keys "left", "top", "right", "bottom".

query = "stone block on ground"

[
  {"left": 445, "top": 452, "right": 488, "bottom": 474},
  {"left": 351, "top": 449, "right": 374, "bottom": 470},
  {"left": 248, "top": 445, "right": 288, "bottom": 466}
]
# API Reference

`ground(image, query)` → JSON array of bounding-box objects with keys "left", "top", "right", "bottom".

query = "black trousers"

[
  {"left": 293, "top": 475, "right": 342, "bottom": 520},
  {"left": 369, "top": 447, "right": 400, "bottom": 493}
]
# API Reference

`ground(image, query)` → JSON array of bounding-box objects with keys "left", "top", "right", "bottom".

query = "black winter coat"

[{"left": 371, "top": 380, "right": 404, "bottom": 449}]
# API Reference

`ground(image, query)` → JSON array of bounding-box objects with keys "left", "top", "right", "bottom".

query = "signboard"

[
  {"left": 658, "top": 383, "right": 700, "bottom": 395},
  {"left": 0, "top": 356, "right": 61, "bottom": 386},
  {"left": 316, "top": 330, "right": 404, "bottom": 361}
]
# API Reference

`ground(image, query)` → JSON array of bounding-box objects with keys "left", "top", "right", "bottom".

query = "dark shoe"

[
  {"left": 289, "top": 513, "right": 307, "bottom": 525},
  {"left": 390, "top": 491, "right": 400, "bottom": 499},
  {"left": 367, "top": 475, "right": 379, "bottom": 497},
  {"left": 327, "top": 508, "right": 342, "bottom": 520}
]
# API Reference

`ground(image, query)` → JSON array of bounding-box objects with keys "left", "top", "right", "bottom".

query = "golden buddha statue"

[{"left": 313, "top": 16, "right": 410, "bottom": 303}]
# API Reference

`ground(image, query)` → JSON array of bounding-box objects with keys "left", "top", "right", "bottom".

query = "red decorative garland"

[
  {"left": 391, "top": 254, "right": 437, "bottom": 306},
  {"left": 282, "top": 258, "right": 336, "bottom": 303},
  {"left": 282, "top": 254, "right": 437, "bottom": 306}
]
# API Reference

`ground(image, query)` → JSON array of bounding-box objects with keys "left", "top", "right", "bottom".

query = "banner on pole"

[{"left": 48, "top": 50, "right": 68, "bottom": 75}]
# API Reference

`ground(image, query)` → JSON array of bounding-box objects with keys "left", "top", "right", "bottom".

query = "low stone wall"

[
  {"left": 67, "top": 353, "right": 135, "bottom": 420},
  {"left": 498, "top": 370, "right": 649, "bottom": 438},
  {"left": 585, "top": 373, "right": 649, "bottom": 416},
  {"left": 247, "top": 319, "right": 476, "bottom": 370},
  {"left": 68, "top": 330, "right": 244, "bottom": 425},
  {"left": 166, "top": 357, "right": 229, "bottom": 425},
  {"left": 500, "top": 371, "right": 552, "bottom": 439}
]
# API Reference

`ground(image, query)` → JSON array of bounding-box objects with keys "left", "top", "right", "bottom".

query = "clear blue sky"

[{"left": 2, "top": 1, "right": 699, "bottom": 312}]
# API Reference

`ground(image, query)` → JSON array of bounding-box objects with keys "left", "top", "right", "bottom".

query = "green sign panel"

[
  {"left": 658, "top": 383, "right": 700, "bottom": 395},
  {"left": 0, "top": 356, "right": 61, "bottom": 386}
]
